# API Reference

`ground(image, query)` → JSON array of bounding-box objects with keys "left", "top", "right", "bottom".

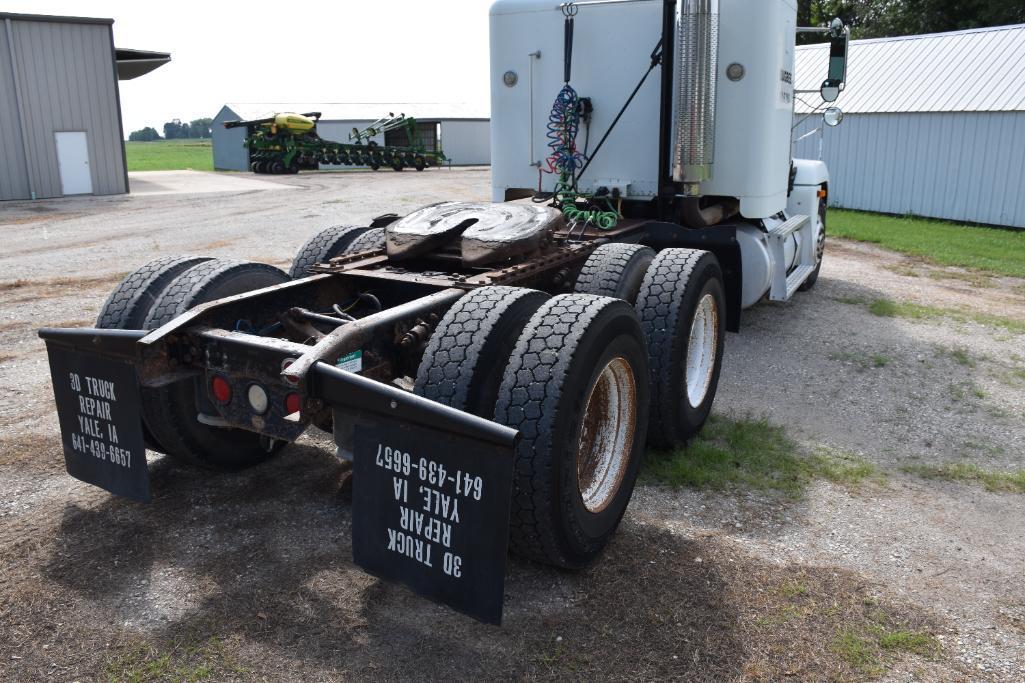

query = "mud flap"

[
  {"left": 312, "top": 363, "right": 518, "bottom": 625},
  {"left": 40, "top": 329, "right": 150, "bottom": 502}
]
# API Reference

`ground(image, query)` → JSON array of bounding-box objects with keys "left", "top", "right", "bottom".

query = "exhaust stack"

[{"left": 672, "top": 0, "right": 719, "bottom": 192}]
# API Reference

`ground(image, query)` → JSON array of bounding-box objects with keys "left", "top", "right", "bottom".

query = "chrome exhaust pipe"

[{"left": 672, "top": 0, "right": 719, "bottom": 193}]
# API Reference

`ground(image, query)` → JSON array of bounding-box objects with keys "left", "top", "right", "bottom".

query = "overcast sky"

[{"left": 10, "top": 0, "right": 493, "bottom": 136}]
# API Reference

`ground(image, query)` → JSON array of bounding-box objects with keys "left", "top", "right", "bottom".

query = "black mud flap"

[
  {"left": 312, "top": 363, "right": 517, "bottom": 625},
  {"left": 39, "top": 328, "right": 151, "bottom": 502}
]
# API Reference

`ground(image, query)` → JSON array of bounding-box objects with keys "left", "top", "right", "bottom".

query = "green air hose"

[{"left": 550, "top": 174, "right": 620, "bottom": 230}]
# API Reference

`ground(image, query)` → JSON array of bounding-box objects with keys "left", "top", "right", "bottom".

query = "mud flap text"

[
  {"left": 352, "top": 423, "right": 514, "bottom": 625},
  {"left": 45, "top": 346, "right": 150, "bottom": 502}
]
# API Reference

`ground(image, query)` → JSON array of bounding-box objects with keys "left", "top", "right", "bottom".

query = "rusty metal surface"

[
  {"left": 312, "top": 251, "right": 388, "bottom": 271},
  {"left": 280, "top": 288, "right": 465, "bottom": 402},
  {"left": 465, "top": 242, "right": 597, "bottom": 286},
  {"left": 327, "top": 267, "right": 474, "bottom": 289}
]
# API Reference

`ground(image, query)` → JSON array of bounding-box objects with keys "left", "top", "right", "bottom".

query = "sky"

[{"left": 9, "top": 0, "right": 493, "bottom": 136}]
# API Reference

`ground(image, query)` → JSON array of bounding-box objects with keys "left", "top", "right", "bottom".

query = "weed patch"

[
  {"left": 886, "top": 264, "right": 921, "bottom": 278},
  {"left": 867, "top": 297, "right": 1025, "bottom": 334},
  {"left": 644, "top": 416, "right": 883, "bottom": 496},
  {"left": 828, "top": 350, "right": 890, "bottom": 371},
  {"left": 946, "top": 347, "right": 976, "bottom": 367},
  {"left": 902, "top": 462, "right": 1025, "bottom": 493},
  {"left": 105, "top": 636, "right": 248, "bottom": 683}
]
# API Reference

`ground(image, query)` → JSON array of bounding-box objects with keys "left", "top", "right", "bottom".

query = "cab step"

[{"left": 767, "top": 213, "right": 816, "bottom": 302}]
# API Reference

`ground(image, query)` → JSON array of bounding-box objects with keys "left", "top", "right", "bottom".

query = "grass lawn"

[
  {"left": 830, "top": 208, "right": 1025, "bottom": 278},
  {"left": 125, "top": 139, "right": 213, "bottom": 172}
]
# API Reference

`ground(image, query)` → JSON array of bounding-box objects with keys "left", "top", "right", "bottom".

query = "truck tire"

[
  {"left": 636, "top": 248, "right": 726, "bottom": 448},
  {"left": 287, "top": 225, "right": 370, "bottom": 278},
  {"left": 414, "top": 286, "right": 549, "bottom": 418},
  {"left": 798, "top": 192, "right": 827, "bottom": 291},
  {"left": 96, "top": 255, "right": 213, "bottom": 329},
  {"left": 343, "top": 227, "right": 385, "bottom": 253},
  {"left": 95, "top": 255, "right": 214, "bottom": 453},
  {"left": 141, "top": 259, "right": 291, "bottom": 469},
  {"left": 574, "top": 243, "right": 655, "bottom": 302},
  {"left": 494, "top": 294, "right": 650, "bottom": 568}
]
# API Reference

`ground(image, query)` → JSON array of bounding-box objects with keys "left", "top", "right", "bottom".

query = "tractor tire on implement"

[
  {"left": 288, "top": 225, "right": 371, "bottom": 278},
  {"left": 414, "top": 286, "right": 549, "bottom": 418},
  {"left": 141, "top": 259, "right": 291, "bottom": 469},
  {"left": 494, "top": 294, "right": 650, "bottom": 568},
  {"left": 574, "top": 243, "right": 655, "bottom": 302},
  {"left": 636, "top": 248, "right": 726, "bottom": 448}
]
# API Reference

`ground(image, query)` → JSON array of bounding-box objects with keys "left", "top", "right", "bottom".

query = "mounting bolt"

[{"left": 390, "top": 400, "right": 398, "bottom": 409}]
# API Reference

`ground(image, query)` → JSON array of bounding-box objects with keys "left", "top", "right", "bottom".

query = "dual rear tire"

[
  {"left": 416, "top": 244, "right": 727, "bottom": 568},
  {"left": 415, "top": 287, "right": 650, "bottom": 568},
  {"left": 576, "top": 243, "right": 726, "bottom": 447},
  {"left": 96, "top": 257, "right": 290, "bottom": 469}
]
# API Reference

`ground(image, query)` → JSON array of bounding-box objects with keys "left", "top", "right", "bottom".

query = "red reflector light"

[
  {"left": 211, "top": 375, "right": 232, "bottom": 404},
  {"left": 285, "top": 392, "right": 302, "bottom": 415}
]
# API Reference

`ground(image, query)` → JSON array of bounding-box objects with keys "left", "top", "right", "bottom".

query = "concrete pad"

[{"left": 128, "top": 170, "right": 296, "bottom": 196}]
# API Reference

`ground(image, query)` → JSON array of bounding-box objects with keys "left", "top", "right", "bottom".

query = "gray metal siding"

[
  {"left": 8, "top": 19, "right": 125, "bottom": 198},
  {"left": 0, "top": 22, "right": 30, "bottom": 200},
  {"left": 793, "top": 111, "right": 1025, "bottom": 227},
  {"left": 211, "top": 105, "right": 249, "bottom": 171},
  {"left": 439, "top": 120, "right": 491, "bottom": 165},
  {"left": 795, "top": 24, "right": 1025, "bottom": 113}
]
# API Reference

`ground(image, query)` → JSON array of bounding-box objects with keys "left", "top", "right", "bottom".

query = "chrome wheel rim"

[
  {"left": 686, "top": 293, "right": 719, "bottom": 408},
  {"left": 577, "top": 356, "right": 637, "bottom": 513}
]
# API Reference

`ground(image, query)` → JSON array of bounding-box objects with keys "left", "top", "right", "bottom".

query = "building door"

[{"left": 55, "top": 132, "right": 93, "bottom": 195}]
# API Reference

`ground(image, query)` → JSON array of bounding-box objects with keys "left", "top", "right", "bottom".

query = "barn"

[
  {"left": 793, "top": 23, "right": 1025, "bottom": 228},
  {"left": 0, "top": 12, "right": 169, "bottom": 201},
  {"left": 211, "top": 103, "right": 490, "bottom": 172}
]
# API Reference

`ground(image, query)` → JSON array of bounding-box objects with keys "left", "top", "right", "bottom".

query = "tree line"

[
  {"left": 128, "top": 118, "right": 214, "bottom": 142},
  {"left": 798, "top": 0, "right": 1024, "bottom": 40}
]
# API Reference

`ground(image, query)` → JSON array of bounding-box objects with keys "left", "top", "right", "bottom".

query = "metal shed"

[
  {"left": 212, "top": 103, "right": 491, "bottom": 172},
  {"left": 793, "top": 23, "right": 1025, "bottom": 228},
  {"left": 0, "top": 12, "right": 169, "bottom": 201}
]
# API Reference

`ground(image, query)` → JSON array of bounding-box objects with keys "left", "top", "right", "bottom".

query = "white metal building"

[
  {"left": 212, "top": 103, "right": 490, "bottom": 172},
  {"left": 793, "top": 23, "right": 1025, "bottom": 228},
  {"left": 0, "top": 12, "right": 169, "bottom": 201}
]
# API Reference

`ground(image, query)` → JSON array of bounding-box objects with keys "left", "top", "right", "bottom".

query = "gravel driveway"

[{"left": 1, "top": 168, "right": 1023, "bottom": 681}]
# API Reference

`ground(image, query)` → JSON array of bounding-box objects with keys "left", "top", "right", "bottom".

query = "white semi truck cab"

[{"left": 490, "top": 0, "right": 848, "bottom": 306}]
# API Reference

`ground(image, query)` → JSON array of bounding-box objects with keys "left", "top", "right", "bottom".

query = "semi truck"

[{"left": 39, "top": 0, "right": 848, "bottom": 625}]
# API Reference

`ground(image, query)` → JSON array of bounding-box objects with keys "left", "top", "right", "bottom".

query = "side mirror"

[
  {"left": 823, "top": 107, "right": 844, "bottom": 127},
  {"left": 820, "top": 18, "right": 849, "bottom": 102}
]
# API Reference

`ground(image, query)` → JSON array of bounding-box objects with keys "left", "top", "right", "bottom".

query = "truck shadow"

[{"left": 42, "top": 442, "right": 749, "bottom": 679}]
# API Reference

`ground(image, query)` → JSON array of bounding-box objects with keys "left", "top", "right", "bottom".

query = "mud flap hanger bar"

[
  {"left": 310, "top": 362, "right": 519, "bottom": 450},
  {"left": 38, "top": 323, "right": 519, "bottom": 451}
]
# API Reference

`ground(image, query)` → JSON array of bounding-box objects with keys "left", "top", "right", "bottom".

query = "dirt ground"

[{"left": 1, "top": 168, "right": 1023, "bottom": 681}]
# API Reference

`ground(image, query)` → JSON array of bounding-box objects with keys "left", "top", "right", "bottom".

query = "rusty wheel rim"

[{"left": 577, "top": 356, "right": 637, "bottom": 513}]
